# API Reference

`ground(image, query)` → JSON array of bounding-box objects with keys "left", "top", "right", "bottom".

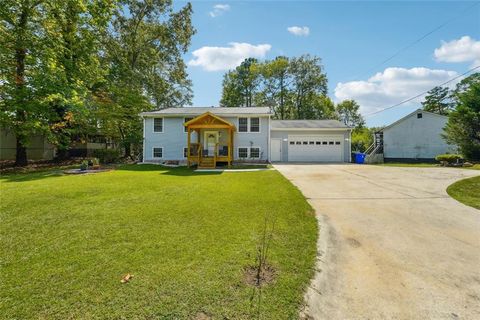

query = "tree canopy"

[
  {"left": 421, "top": 86, "right": 453, "bottom": 115},
  {"left": 220, "top": 55, "right": 333, "bottom": 120},
  {"left": 0, "top": 0, "right": 195, "bottom": 165},
  {"left": 443, "top": 73, "right": 480, "bottom": 160}
]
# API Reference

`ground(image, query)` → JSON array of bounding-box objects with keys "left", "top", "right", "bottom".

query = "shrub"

[
  {"left": 93, "top": 149, "right": 121, "bottom": 164},
  {"left": 435, "top": 154, "right": 463, "bottom": 165},
  {"left": 80, "top": 160, "right": 88, "bottom": 171}
]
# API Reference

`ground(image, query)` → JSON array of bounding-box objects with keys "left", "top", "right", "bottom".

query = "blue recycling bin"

[{"left": 354, "top": 153, "right": 366, "bottom": 164}]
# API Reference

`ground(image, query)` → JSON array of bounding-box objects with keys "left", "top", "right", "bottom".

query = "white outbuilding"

[{"left": 368, "top": 109, "right": 456, "bottom": 162}]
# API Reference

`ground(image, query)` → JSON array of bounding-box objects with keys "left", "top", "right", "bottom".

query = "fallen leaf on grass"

[{"left": 120, "top": 273, "right": 133, "bottom": 283}]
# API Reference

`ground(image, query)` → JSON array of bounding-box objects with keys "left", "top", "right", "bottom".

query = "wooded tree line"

[
  {"left": 0, "top": 0, "right": 195, "bottom": 165},
  {"left": 220, "top": 56, "right": 366, "bottom": 127},
  {"left": 422, "top": 73, "right": 480, "bottom": 160}
]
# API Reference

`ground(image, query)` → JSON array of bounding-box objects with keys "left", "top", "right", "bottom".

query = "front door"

[
  {"left": 204, "top": 131, "right": 218, "bottom": 156},
  {"left": 271, "top": 139, "right": 282, "bottom": 162}
]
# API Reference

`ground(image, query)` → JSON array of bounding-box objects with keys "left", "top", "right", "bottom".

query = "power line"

[
  {"left": 351, "top": 1, "right": 480, "bottom": 81},
  {"left": 364, "top": 65, "right": 480, "bottom": 118}
]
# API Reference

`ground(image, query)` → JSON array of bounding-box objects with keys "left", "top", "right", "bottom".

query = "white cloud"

[
  {"left": 287, "top": 26, "right": 310, "bottom": 37},
  {"left": 209, "top": 4, "right": 230, "bottom": 18},
  {"left": 334, "top": 67, "right": 459, "bottom": 114},
  {"left": 188, "top": 42, "right": 271, "bottom": 72},
  {"left": 434, "top": 36, "right": 480, "bottom": 68}
]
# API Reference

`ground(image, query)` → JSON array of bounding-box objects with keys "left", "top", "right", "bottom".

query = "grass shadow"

[
  {"left": 116, "top": 164, "right": 222, "bottom": 176},
  {"left": 0, "top": 170, "right": 66, "bottom": 183}
]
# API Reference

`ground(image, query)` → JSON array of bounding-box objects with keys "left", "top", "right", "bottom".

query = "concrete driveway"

[{"left": 274, "top": 164, "right": 480, "bottom": 320}]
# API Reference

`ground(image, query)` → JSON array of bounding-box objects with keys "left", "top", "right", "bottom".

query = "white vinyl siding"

[{"left": 143, "top": 116, "right": 270, "bottom": 161}]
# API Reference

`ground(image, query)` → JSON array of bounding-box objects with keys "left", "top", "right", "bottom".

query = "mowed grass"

[
  {"left": 0, "top": 165, "right": 317, "bottom": 319},
  {"left": 447, "top": 175, "right": 480, "bottom": 210}
]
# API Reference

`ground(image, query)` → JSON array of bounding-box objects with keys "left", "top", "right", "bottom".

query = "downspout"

[
  {"left": 267, "top": 114, "right": 271, "bottom": 162},
  {"left": 349, "top": 129, "right": 352, "bottom": 163}
]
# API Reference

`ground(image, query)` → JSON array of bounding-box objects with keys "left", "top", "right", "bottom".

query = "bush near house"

[
  {"left": 351, "top": 127, "right": 373, "bottom": 152},
  {"left": 435, "top": 154, "right": 463, "bottom": 165}
]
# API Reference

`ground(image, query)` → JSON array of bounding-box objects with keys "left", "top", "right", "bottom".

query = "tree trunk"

[
  {"left": 14, "top": 7, "right": 28, "bottom": 166},
  {"left": 124, "top": 142, "right": 131, "bottom": 158},
  {"left": 15, "top": 136, "right": 28, "bottom": 166},
  {"left": 280, "top": 77, "right": 285, "bottom": 120}
]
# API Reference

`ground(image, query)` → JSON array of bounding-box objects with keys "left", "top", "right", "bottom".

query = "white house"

[
  {"left": 368, "top": 109, "right": 455, "bottom": 162},
  {"left": 140, "top": 107, "right": 352, "bottom": 167}
]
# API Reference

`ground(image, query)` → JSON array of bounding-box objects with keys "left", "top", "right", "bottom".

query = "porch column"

[
  {"left": 196, "top": 129, "right": 201, "bottom": 160},
  {"left": 228, "top": 128, "right": 233, "bottom": 166},
  {"left": 187, "top": 127, "right": 191, "bottom": 167}
]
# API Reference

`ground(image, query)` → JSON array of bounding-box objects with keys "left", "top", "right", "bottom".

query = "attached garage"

[{"left": 270, "top": 120, "right": 352, "bottom": 163}]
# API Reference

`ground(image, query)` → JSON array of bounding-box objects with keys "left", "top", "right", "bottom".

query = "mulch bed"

[
  {"left": 64, "top": 168, "right": 112, "bottom": 175},
  {"left": 0, "top": 159, "right": 83, "bottom": 174}
]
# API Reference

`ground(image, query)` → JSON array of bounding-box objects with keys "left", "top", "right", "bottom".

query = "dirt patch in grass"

[{"left": 243, "top": 264, "right": 277, "bottom": 287}]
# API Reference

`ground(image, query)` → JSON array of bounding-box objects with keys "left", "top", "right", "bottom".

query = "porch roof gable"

[{"left": 184, "top": 112, "right": 236, "bottom": 130}]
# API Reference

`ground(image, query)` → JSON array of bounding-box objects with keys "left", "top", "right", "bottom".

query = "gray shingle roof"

[
  {"left": 271, "top": 120, "right": 349, "bottom": 129},
  {"left": 140, "top": 107, "right": 270, "bottom": 116}
]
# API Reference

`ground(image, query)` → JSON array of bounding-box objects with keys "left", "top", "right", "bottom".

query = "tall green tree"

[
  {"left": 288, "top": 55, "right": 328, "bottom": 119},
  {"left": 0, "top": 0, "right": 46, "bottom": 166},
  {"left": 259, "top": 56, "right": 291, "bottom": 119},
  {"left": 443, "top": 73, "right": 480, "bottom": 160},
  {"left": 220, "top": 58, "right": 260, "bottom": 107},
  {"left": 421, "top": 86, "right": 453, "bottom": 115},
  {"left": 335, "top": 99, "right": 365, "bottom": 128},
  {"left": 0, "top": 0, "right": 115, "bottom": 164},
  {"left": 42, "top": 0, "right": 115, "bottom": 158},
  {"left": 96, "top": 0, "right": 195, "bottom": 158},
  {"left": 453, "top": 72, "right": 480, "bottom": 95},
  {"left": 219, "top": 55, "right": 329, "bottom": 119}
]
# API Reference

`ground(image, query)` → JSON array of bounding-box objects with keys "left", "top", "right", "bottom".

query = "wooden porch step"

[{"left": 199, "top": 157, "right": 216, "bottom": 168}]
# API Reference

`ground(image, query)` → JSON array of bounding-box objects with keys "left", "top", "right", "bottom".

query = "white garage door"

[{"left": 288, "top": 135, "right": 344, "bottom": 162}]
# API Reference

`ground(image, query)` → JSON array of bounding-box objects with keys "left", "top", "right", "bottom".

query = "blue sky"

[{"left": 173, "top": 1, "right": 480, "bottom": 126}]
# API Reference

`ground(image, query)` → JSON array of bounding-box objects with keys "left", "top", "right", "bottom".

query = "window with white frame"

[
  {"left": 153, "top": 147, "right": 163, "bottom": 158},
  {"left": 153, "top": 118, "right": 163, "bottom": 132},
  {"left": 183, "top": 147, "right": 188, "bottom": 158},
  {"left": 238, "top": 147, "right": 248, "bottom": 158},
  {"left": 250, "top": 118, "right": 260, "bottom": 132},
  {"left": 250, "top": 147, "right": 260, "bottom": 158},
  {"left": 238, "top": 117, "right": 260, "bottom": 132},
  {"left": 239, "top": 118, "right": 248, "bottom": 132},
  {"left": 184, "top": 117, "right": 193, "bottom": 132}
]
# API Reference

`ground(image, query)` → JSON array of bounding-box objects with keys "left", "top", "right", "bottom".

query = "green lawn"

[
  {"left": 0, "top": 165, "right": 317, "bottom": 319},
  {"left": 447, "top": 176, "right": 480, "bottom": 210}
]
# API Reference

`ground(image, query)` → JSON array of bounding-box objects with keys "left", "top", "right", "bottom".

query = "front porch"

[{"left": 185, "top": 112, "right": 235, "bottom": 168}]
